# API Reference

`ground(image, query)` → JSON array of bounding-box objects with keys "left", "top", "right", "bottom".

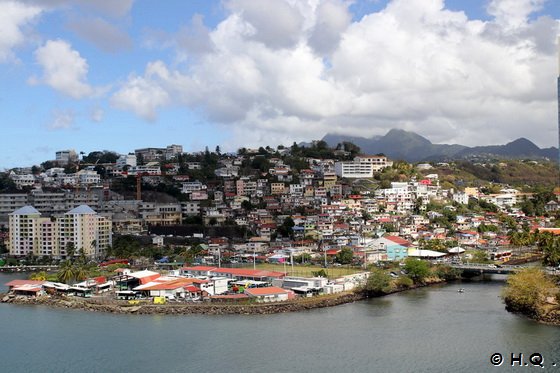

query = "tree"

[
  {"left": 277, "top": 216, "right": 295, "bottom": 238},
  {"left": 73, "top": 263, "right": 89, "bottom": 282},
  {"left": 403, "top": 258, "right": 430, "bottom": 284},
  {"left": 65, "top": 242, "right": 76, "bottom": 260},
  {"left": 57, "top": 260, "right": 75, "bottom": 284},
  {"left": 536, "top": 231, "right": 560, "bottom": 267},
  {"left": 29, "top": 271, "right": 48, "bottom": 281},
  {"left": 336, "top": 247, "right": 354, "bottom": 264},
  {"left": 241, "top": 200, "right": 253, "bottom": 210},
  {"left": 342, "top": 141, "right": 361, "bottom": 157},
  {"left": 470, "top": 250, "right": 491, "bottom": 264},
  {"left": 362, "top": 268, "right": 392, "bottom": 296},
  {"left": 294, "top": 253, "right": 311, "bottom": 264},
  {"left": 311, "top": 269, "right": 328, "bottom": 277}
]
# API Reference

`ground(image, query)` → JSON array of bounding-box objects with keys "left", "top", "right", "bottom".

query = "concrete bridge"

[
  {"left": 450, "top": 263, "right": 521, "bottom": 275},
  {"left": 451, "top": 263, "right": 560, "bottom": 276}
]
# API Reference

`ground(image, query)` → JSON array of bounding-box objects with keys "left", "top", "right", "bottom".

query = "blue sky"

[{"left": 0, "top": 0, "right": 559, "bottom": 169}]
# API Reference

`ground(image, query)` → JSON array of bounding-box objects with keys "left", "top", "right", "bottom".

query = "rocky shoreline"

[
  {"left": 1, "top": 278, "right": 451, "bottom": 315},
  {"left": 504, "top": 299, "right": 560, "bottom": 326},
  {"left": 1, "top": 292, "right": 366, "bottom": 315}
]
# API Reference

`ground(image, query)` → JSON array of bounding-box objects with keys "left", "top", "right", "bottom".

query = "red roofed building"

[
  {"left": 180, "top": 266, "right": 218, "bottom": 277},
  {"left": 210, "top": 268, "right": 286, "bottom": 282},
  {"left": 244, "top": 286, "right": 293, "bottom": 302},
  {"left": 536, "top": 227, "right": 560, "bottom": 235},
  {"left": 5, "top": 279, "right": 45, "bottom": 291},
  {"left": 385, "top": 236, "right": 413, "bottom": 247}
]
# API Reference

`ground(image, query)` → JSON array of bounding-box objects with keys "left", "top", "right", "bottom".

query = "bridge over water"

[
  {"left": 450, "top": 263, "right": 521, "bottom": 275},
  {"left": 450, "top": 263, "right": 559, "bottom": 276}
]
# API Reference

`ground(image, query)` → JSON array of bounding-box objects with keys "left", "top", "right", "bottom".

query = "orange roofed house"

[{"left": 244, "top": 286, "right": 294, "bottom": 303}]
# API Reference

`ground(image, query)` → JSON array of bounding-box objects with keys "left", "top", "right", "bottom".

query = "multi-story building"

[
  {"left": 181, "top": 181, "right": 206, "bottom": 194},
  {"left": 135, "top": 145, "right": 183, "bottom": 163},
  {"left": 9, "top": 173, "right": 35, "bottom": 189},
  {"left": 164, "top": 144, "right": 183, "bottom": 160},
  {"left": 116, "top": 154, "right": 137, "bottom": 170},
  {"left": 130, "top": 163, "right": 161, "bottom": 175},
  {"left": 76, "top": 170, "right": 101, "bottom": 185},
  {"left": 55, "top": 149, "right": 78, "bottom": 165},
  {"left": 139, "top": 203, "right": 182, "bottom": 226},
  {"left": 323, "top": 172, "right": 337, "bottom": 188},
  {"left": 334, "top": 155, "right": 392, "bottom": 178},
  {"left": 0, "top": 194, "right": 28, "bottom": 217},
  {"left": 7, "top": 206, "right": 41, "bottom": 257},
  {"left": 181, "top": 201, "right": 201, "bottom": 217},
  {"left": 270, "top": 183, "right": 286, "bottom": 195},
  {"left": 7, "top": 205, "right": 111, "bottom": 259},
  {"left": 58, "top": 205, "right": 111, "bottom": 258}
]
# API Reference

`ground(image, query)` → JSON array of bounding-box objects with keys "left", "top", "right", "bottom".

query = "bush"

[
  {"left": 403, "top": 258, "right": 431, "bottom": 284},
  {"left": 502, "top": 267, "right": 556, "bottom": 318},
  {"left": 395, "top": 276, "right": 414, "bottom": 289},
  {"left": 362, "top": 268, "right": 392, "bottom": 296},
  {"left": 433, "top": 265, "right": 461, "bottom": 281}
]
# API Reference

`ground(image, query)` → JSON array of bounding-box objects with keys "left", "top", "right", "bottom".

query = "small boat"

[{"left": 457, "top": 288, "right": 465, "bottom": 293}]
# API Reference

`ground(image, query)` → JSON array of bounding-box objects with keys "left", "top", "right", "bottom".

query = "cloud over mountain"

[{"left": 108, "top": 0, "right": 560, "bottom": 150}]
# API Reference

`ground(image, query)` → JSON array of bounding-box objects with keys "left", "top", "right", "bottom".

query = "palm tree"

[
  {"left": 73, "top": 263, "right": 89, "bottom": 282},
  {"left": 65, "top": 242, "right": 76, "bottom": 260},
  {"left": 57, "top": 261, "right": 75, "bottom": 284}
]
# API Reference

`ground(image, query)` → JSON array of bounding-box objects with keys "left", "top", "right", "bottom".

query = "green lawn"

[{"left": 240, "top": 263, "right": 364, "bottom": 279}]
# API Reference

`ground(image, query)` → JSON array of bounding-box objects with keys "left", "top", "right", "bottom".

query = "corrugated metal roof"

[
  {"left": 9, "top": 206, "right": 41, "bottom": 215},
  {"left": 5, "top": 279, "right": 45, "bottom": 287},
  {"left": 66, "top": 205, "right": 97, "bottom": 214}
]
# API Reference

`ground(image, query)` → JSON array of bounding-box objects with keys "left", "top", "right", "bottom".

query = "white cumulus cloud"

[
  {"left": 0, "top": 1, "right": 42, "bottom": 62},
  {"left": 110, "top": 61, "right": 171, "bottom": 121},
  {"left": 111, "top": 0, "right": 560, "bottom": 149},
  {"left": 32, "top": 39, "right": 94, "bottom": 99}
]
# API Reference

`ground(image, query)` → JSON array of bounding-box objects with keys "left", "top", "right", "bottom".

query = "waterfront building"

[
  {"left": 7, "top": 205, "right": 112, "bottom": 259},
  {"left": 244, "top": 286, "right": 293, "bottom": 302}
]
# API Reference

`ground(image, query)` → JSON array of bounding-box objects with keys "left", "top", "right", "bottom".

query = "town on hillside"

[{"left": 1, "top": 141, "right": 560, "bottom": 304}]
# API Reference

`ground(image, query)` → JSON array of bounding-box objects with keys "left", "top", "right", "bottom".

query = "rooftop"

[{"left": 9, "top": 206, "right": 41, "bottom": 215}]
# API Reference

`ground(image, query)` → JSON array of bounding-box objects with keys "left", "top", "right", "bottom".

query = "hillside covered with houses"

[{"left": 0, "top": 140, "right": 559, "bottom": 288}]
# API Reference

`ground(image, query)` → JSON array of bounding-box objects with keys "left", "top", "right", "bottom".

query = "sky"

[{"left": 0, "top": 0, "right": 559, "bottom": 169}]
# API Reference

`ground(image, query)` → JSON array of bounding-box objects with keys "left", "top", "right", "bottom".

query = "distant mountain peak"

[
  {"left": 505, "top": 138, "right": 540, "bottom": 151},
  {"left": 321, "top": 129, "right": 556, "bottom": 162}
]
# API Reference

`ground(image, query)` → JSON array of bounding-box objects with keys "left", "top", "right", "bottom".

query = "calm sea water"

[{"left": 2, "top": 273, "right": 559, "bottom": 373}]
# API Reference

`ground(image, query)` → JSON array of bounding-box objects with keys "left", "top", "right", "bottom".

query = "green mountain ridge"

[{"left": 322, "top": 129, "right": 557, "bottom": 162}]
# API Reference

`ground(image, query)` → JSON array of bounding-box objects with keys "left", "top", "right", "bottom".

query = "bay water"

[{"left": 1, "top": 273, "right": 559, "bottom": 372}]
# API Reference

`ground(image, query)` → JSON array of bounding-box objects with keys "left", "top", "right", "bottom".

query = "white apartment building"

[
  {"left": 479, "top": 192, "right": 530, "bottom": 210},
  {"left": 334, "top": 155, "right": 392, "bottom": 178},
  {"left": 9, "top": 173, "right": 35, "bottom": 189},
  {"left": 181, "top": 181, "right": 206, "bottom": 194},
  {"left": 8, "top": 205, "right": 111, "bottom": 258},
  {"left": 77, "top": 170, "right": 101, "bottom": 185},
  {"left": 116, "top": 154, "right": 137, "bottom": 170},
  {"left": 181, "top": 201, "right": 200, "bottom": 216},
  {"left": 130, "top": 163, "right": 161, "bottom": 175},
  {"left": 55, "top": 149, "right": 78, "bottom": 165}
]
